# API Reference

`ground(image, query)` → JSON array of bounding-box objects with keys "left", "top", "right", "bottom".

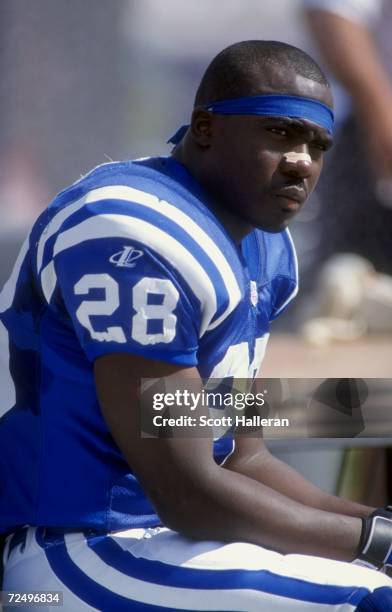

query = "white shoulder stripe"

[
  {"left": 37, "top": 194, "right": 88, "bottom": 273},
  {"left": 274, "top": 228, "right": 299, "bottom": 317},
  {"left": 0, "top": 236, "right": 29, "bottom": 313},
  {"left": 40, "top": 260, "right": 57, "bottom": 303},
  {"left": 37, "top": 184, "right": 242, "bottom": 328},
  {"left": 37, "top": 164, "right": 130, "bottom": 272},
  {"left": 102, "top": 185, "right": 241, "bottom": 314},
  {"left": 44, "top": 214, "right": 218, "bottom": 336}
]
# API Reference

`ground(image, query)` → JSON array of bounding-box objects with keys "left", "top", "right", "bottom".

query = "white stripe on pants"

[{"left": 3, "top": 526, "right": 392, "bottom": 611}]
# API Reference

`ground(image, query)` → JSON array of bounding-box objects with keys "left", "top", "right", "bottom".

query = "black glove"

[{"left": 355, "top": 506, "right": 392, "bottom": 570}]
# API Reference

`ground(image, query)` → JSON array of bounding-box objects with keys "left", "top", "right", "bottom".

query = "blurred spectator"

[{"left": 302, "top": 0, "right": 392, "bottom": 277}]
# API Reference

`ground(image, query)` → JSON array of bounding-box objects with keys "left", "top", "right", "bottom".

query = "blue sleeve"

[{"left": 55, "top": 235, "right": 201, "bottom": 365}]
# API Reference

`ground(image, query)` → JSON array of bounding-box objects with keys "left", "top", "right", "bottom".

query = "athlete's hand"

[{"left": 355, "top": 506, "right": 392, "bottom": 571}]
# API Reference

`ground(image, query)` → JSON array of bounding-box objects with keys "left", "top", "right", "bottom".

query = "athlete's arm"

[
  {"left": 224, "top": 436, "right": 373, "bottom": 518},
  {"left": 95, "top": 352, "right": 362, "bottom": 562}
]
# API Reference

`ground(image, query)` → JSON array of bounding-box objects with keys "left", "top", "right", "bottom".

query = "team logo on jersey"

[
  {"left": 250, "top": 280, "right": 258, "bottom": 306},
  {"left": 109, "top": 245, "right": 144, "bottom": 268}
]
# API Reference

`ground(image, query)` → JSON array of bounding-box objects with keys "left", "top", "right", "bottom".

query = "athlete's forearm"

[
  {"left": 224, "top": 449, "right": 373, "bottom": 519},
  {"left": 96, "top": 357, "right": 363, "bottom": 562},
  {"left": 160, "top": 462, "right": 362, "bottom": 562}
]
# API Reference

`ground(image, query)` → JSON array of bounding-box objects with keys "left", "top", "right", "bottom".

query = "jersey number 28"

[{"left": 74, "top": 273, "right": 179, "bottom": 345}]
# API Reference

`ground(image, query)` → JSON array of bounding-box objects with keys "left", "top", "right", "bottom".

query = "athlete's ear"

[{"left": 189, "top": 108, "right": 214, "bottom": 148}]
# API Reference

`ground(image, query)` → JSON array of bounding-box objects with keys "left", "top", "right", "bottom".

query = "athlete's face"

[{"left": 195, "top": 72, "right": 333, "bottom": 234}]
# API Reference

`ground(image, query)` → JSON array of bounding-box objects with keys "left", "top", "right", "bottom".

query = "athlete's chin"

[
  {"left": 245, "top": 203, "right": 298, "bottom": 233},
  {"left": 251, "top": 217, "right": 290, "bottom": 233}
]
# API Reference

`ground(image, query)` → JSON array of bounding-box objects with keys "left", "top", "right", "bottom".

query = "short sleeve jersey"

[{"left": 0, "top": 157, "right": 297, "bottom": 534}]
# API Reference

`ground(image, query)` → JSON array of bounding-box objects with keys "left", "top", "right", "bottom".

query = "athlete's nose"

[{"left": 280, "top": 150, "right": 312, "bottom": 179}]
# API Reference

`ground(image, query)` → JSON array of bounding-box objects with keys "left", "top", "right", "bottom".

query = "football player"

[{"left": 1, "top": 40, "right": 392, "bottom": 610}]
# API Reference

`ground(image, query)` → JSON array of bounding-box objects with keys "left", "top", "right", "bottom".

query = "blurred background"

[{"left": 1, "top": 0, "right": 391, "bottom": 505}]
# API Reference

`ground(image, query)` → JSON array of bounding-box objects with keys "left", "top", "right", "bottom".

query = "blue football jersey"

[{"left": 0, "top": 156, "right": 297, "bottom": 534}]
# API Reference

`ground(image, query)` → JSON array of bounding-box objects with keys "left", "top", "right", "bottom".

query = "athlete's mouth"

[
  {"left": 276, "top": 197, "right": 301, "bottom": 212},
  {"left": 274, "top": 187, "right": 306, "bottom": 211}
]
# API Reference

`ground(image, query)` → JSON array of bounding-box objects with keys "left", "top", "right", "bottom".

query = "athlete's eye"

[
  {"left": 267, "top": 127, "right": 288, "bottom": 137},
  {"left": 311, "top": 140, "right": 328, "bottom": 152}
]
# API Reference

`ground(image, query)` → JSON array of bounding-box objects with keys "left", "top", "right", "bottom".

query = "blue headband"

[{"left": 168, "top": 93, "right": 334, "bottom": 145}]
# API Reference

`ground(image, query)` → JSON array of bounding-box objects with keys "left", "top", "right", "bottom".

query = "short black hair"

[{"left": 194, "top": 40, "right": 329, "bottom": 106}]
